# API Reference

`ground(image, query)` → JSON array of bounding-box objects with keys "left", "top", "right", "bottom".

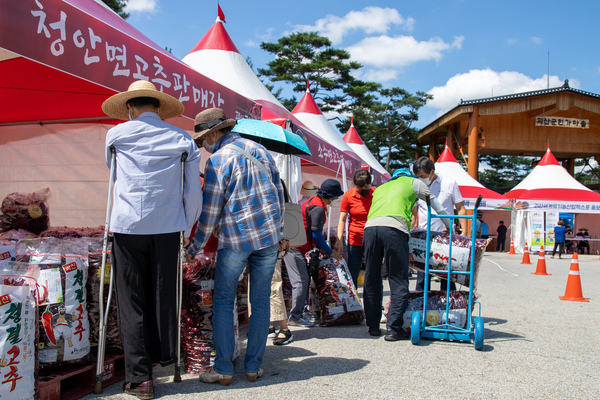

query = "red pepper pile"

[{"left": 181, "top": 255, "right": 217, "bottom": 374}]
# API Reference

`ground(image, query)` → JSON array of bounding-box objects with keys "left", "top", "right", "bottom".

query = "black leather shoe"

[
  {"left": 368, "top": 327, "right": 381, "bottom": 337},
  {"left": 384, "top": 330, "right": 410, "bottom": 341},
  {"left": 123, "top": 381, "right": 154, "bottom": 399}
]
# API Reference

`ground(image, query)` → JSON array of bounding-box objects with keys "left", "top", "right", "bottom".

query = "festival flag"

[{"left": 218, "top": 3, "right": 226, "bottom": 23}]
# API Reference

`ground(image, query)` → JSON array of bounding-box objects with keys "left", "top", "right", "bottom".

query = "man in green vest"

[{"left": 363, "top": 168, "right": 451, "bottom": 341}]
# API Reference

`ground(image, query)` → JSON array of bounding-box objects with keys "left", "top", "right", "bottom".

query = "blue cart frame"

[{"left": 410, "top": 195, "right": 484, "bottom": 350}]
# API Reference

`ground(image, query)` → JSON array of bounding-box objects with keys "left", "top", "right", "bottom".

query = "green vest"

[{"left": 368, "top": 177, "right": 417, "bottom": 224}]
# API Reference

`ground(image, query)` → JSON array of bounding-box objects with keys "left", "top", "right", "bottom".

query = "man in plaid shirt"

[{"left": 186, "top": 108, "right": 284, "bottom": 385}]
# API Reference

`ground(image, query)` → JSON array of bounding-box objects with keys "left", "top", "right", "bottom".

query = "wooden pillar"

[
  {"left": 446, "top": 125, "right": 454, "bottom": 152},
  {"left": 429, "top": 137, "right": 437, "bottom": 161},
  {"left": 564, "top": 158, "right": 575, "bottom": 177},
  {"left": 468, "top": 105, "right": 479, "bottom": 179}
]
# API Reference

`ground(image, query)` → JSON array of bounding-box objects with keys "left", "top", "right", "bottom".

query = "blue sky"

[{"left": 120, "top": 0, "right": 600, "bottom": 130}]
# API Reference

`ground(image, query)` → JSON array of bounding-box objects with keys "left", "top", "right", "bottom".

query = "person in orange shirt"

[{"left": 336, "top": 169, "right": 374, "bottom": 288}]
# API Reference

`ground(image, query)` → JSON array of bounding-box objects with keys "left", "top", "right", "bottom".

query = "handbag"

[{"left": 223, "top": 144, "right": 307, "bottom": 248}]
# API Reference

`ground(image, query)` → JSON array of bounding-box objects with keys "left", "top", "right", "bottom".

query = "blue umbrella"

[{"left": 231, "top": 119, "right": 311, "bottom": 156}]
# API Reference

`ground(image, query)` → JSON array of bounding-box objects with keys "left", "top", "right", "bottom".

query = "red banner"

[{"left": 0, "top": 0, "right": 259, "bottom": 122}]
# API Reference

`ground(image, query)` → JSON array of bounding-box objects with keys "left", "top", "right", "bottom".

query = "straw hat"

[
  {"left": 193, "top": 108, "right": 236, "bottom": 143},
  {"left": 579, "top": 227, "right": 589, "bottom": 231},
  {"left": 102, "top": 80, "right": 184, "bottom": 121},
  {"left": 300, "top": 180, "right": 318, "bottom": 197}
]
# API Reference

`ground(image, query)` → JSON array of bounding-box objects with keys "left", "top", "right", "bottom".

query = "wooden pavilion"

[{"left": 418, "top": 81, "right": 600, "bottom": 179}]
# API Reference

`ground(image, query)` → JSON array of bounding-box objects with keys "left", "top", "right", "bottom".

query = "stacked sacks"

[
  {"left": 0, "top": 261, "right": 38, "bottom": 400},
  {"left": 16, "top": 238, "right": 91, "bottom": 369},
  {"left": 408, "top": 229, "right": 487, "bottom": 289},
  {"left": 402, "top": 290, "right": 473, "bottom": 332}
]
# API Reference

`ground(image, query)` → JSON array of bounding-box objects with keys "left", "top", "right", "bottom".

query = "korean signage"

[
  {"left": 0, "top": 0, "right": 259, "bottom": 120},
  {"left": 535, "top": 116, "right": 589, "bottom": 129}
]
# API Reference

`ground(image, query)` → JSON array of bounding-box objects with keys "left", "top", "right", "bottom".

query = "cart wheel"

[
  {"left": 474, "top": 316, "right": 484, "bottom": 350},
  {"left": 411, "top": 312, "right": 421, "bottom": 345}
]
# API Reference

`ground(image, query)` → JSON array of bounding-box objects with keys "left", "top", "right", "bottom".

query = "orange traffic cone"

[
  {"left": 559, "top": 253, "right": 589, "bottom": 302},
  {"left": 532, "top": 245, "right": 550, "bottom": 275},
  {"left": 508, "top": 239, "right": 516, "bottom": 255},
  {"left": 520, "top": 242, "right": 531, "bottom": 264}
]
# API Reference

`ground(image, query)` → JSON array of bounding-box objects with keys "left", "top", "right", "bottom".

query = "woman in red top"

[{"left": 336, "top": 169, "right": 374, "bottom": 287}]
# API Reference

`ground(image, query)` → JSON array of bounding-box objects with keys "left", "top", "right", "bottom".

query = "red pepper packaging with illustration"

[
  {"left": 16, "top": 238, "right": 91, "bottom": 368},
  {"left": 0, "top": 262, "right": 38, "bottom": 400},
  {"left": 311, "top": 255, "right": 364, "bottom": 327}
]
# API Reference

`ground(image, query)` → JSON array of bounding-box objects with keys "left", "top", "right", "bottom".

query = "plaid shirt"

[{"left": 190, "top": 132, "right": 284, "bottom": 253}]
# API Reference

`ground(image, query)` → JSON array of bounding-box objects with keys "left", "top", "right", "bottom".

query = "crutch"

[
  {"left": 94, "top": 146, "right": 116, "bottom": 394},
  {"left": 174, "top": 152, "right": 187, "bottom": 383}
]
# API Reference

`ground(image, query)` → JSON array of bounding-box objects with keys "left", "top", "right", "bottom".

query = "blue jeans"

[
  {"left": 213, "top": 244, "right": 278, "bottom": 375},
  {"left": 347, "top": 244, "right": 364, "bottom": 288}
]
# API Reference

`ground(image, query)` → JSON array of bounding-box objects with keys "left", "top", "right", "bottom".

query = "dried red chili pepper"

[{"left": 42, "top": 305, "right": 56, "bottom": 345}]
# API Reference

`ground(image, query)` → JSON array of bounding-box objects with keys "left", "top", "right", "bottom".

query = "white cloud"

[
  {"left": 347, "top": 35, "right": 464, "bottom": 68},
  {"left": 293, "top": 6, "right": 413, "bottom": 44},
  {"left": 530, "top": 36, "right": 543, "bottom": 44},
  {"left": 354, "top": 68, "right": 399, "bottom": 83},
  {"left": 124, "top": 0, "right": 158, "bottom": 12},
  {"left": 506, "top": 38, "right": 518, "bottom": 45},
  {"left": 427, "top": 69, "right": 578, "bottom": 112}
]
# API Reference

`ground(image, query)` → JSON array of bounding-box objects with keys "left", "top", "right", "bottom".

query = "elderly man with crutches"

[{"left": 97, "top": 80, "right": 202, "bottom": 399}]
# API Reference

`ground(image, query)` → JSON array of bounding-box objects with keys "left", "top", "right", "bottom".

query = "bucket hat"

[
  {"left": 316, "top": 179, "right": 344, "bottom": 199},
  {"left": 102, "top": 80, "right": 184, "bottom": 121}
]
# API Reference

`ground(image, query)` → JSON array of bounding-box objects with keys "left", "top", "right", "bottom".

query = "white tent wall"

[
  {"left": 512, "top": 209, "right": 532, "bottom": 254},
  {"left": 0, "top": 123, "right": 110, "bottom": 227}
]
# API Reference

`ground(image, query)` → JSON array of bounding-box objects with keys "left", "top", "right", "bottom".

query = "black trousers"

[
  {"left": 363, "top": 226, "right": 409, "bottom": 334},
  {"left": 113, "top": 232, "right": 179, "bottom": 383}
]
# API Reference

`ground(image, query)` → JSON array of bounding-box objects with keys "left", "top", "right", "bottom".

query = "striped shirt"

[{"left": 190, "top": 132, "right": 284, "bottom": 252}]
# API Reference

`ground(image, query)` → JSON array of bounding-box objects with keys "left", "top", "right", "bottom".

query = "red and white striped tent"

[
  {"left": 342, "top": 117, "right": 390, "bottom": 178},
  {"left": 435, "top": 145, "right": 508, "bottom": 210},
  {"left": 504, "top": 146, "right": 600, "bottom": 213},
  {"left": 181, "top": 10, "right": 367, "bottom": 184}
]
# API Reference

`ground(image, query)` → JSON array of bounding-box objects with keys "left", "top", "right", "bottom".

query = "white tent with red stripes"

[
  {"left": 504, "top": 146, "right": 600, "bottom": 213},
  {"left": 504, "top": 146, "right": 600, "bottom": 253},
  {"left": 291, "top": 85, "right": 359, "bottom": 159},
  {"left": 180, "top": 9, "right": 376, "bottom": 197},
  {"left": 342, "top": 117, "right": 390, "bottom": 177},
  {"left": 434, "top": 145, "right": 509, "bottom": 210}
]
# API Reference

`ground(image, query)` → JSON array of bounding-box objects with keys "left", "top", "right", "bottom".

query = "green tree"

[
  {"left": 258, "top": 32, "right": 363, "bottom": 112},
  {"left": 338, "top": 88, "right": 432, "bottom": 172},
  {"left": 102, "top": 0, "right": 129, "bottom": 19},
  {"left": 574, "top": 158, "right": 600, "bottom": 187},
  {"left": 478, "top": 155, "right": 534, "bottom": 194}
]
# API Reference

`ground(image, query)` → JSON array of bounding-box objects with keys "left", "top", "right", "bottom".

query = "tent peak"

[
  {"left": 292, "top": 87, "right": 321, "bottom": 115},
  {"left": 437, "top": 145, "right": 459, "bottom": 163},
  {"left": 538, "top": 147, "right": 560, "bottom": 166},
  {"left": 187, "top": 19, "right": 239, "bottom": 55},
  {"left": 343, "top": 122, "right": 364, "bottom": 145}
]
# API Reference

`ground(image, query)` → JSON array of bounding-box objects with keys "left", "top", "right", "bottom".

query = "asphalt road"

[{"left": 83, "top": 252, "right": 600, "bottom": 400}]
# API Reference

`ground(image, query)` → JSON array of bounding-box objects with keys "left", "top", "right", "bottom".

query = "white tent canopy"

[
  {"left": 434, "top": 145, "right": 508, "bottom": 210},
  {"left": 342, "top": 117, "right": 389, "bottom": 177}
]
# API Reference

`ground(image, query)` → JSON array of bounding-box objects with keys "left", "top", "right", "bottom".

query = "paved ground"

[{"left": 83, "top": 252, "right": 599, "bottom": 400}]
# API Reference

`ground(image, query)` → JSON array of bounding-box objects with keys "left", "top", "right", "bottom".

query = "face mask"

[
  {"left": 419, "top": 177, "right": 430, "bottom": 186},
  {"left": 201, "top": 133, "right": 216, "bottom": 153},
  {"left": 358, "top": 189, "right": 370, "bottom": 197},
  {"left": 202, "top": 140, "right": 216, "bottom": 153}
]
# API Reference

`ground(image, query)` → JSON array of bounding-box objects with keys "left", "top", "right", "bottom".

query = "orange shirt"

[{"left": 340, "top": 187, "right": 374, "bottom": 246}]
